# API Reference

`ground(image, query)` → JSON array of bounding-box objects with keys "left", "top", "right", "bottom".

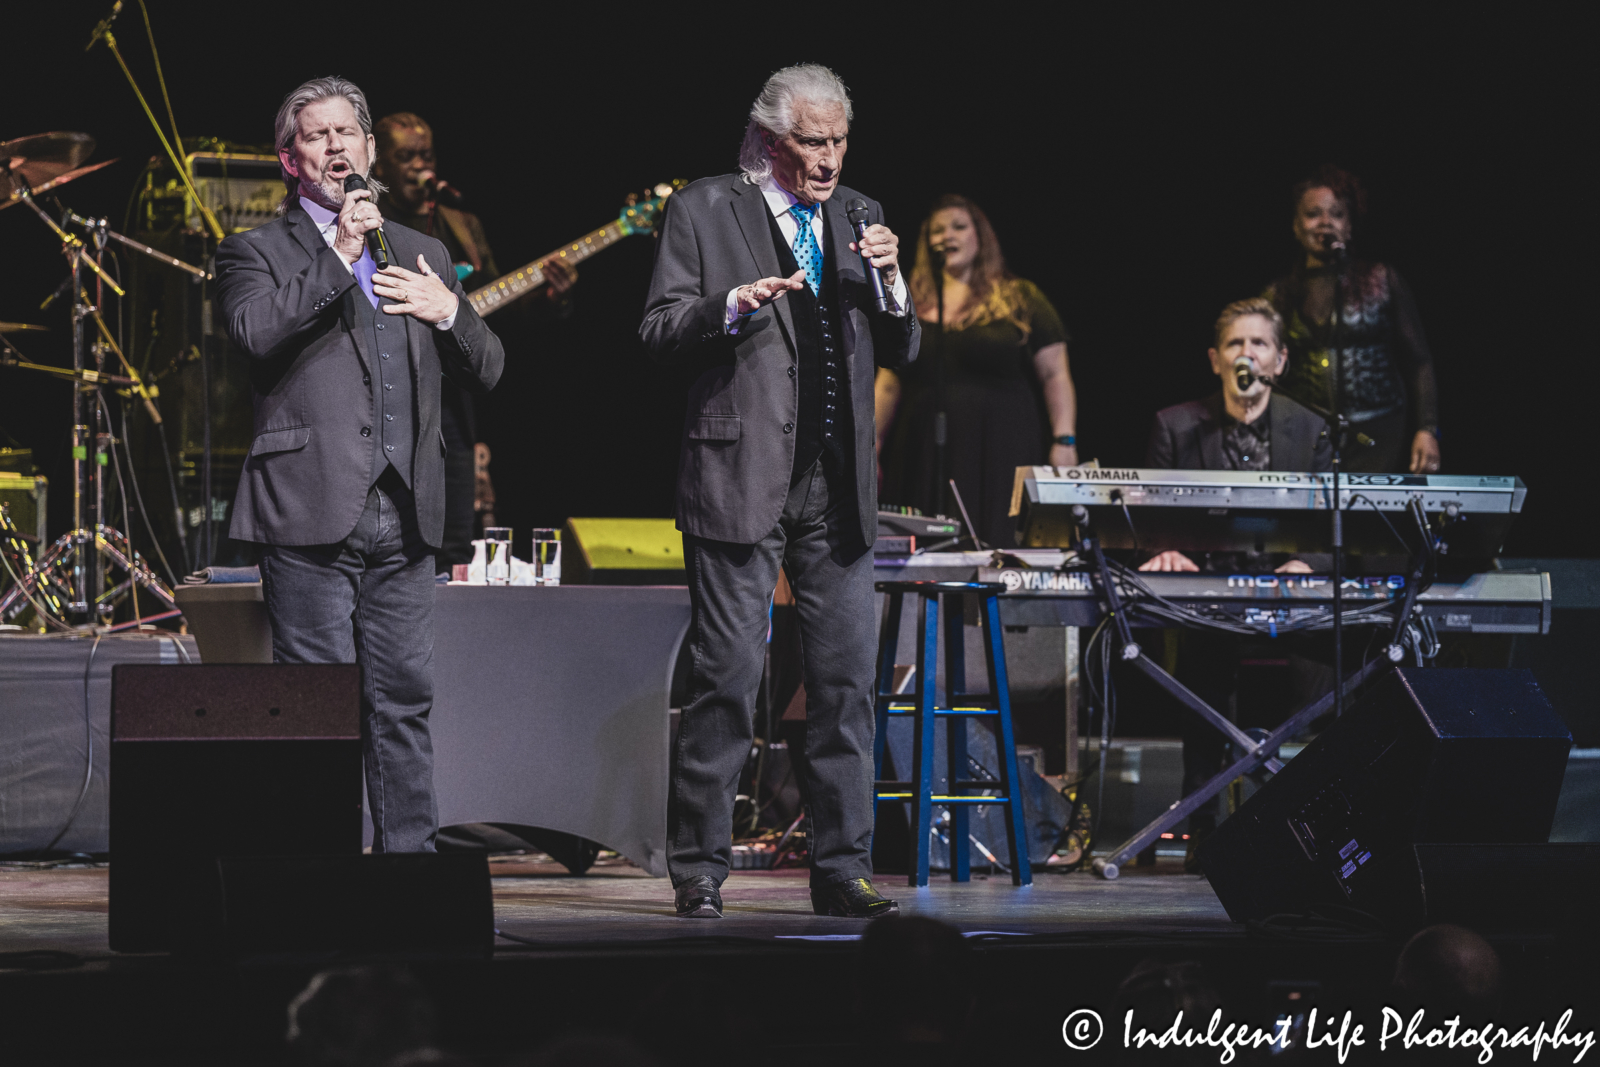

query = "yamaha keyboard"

[
  {"left": 987, "top": 565, "right": 1551, "bottom": 634},
  {"left": 871, "top": 551, "right": 1551, "bottom": 635},
  {"left": 1016, "top": 468, "right": 1527, "bottom": 564}
]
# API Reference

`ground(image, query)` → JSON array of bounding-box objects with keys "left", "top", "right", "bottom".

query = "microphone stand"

[
  {"left": 930, "top": 248, "right": 948, "bottom": 517},
  {"left": 1329, "top": 241, "right": 1348, "bottom": 718}
]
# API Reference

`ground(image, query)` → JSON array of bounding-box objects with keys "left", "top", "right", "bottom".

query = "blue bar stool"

[{"left": 873, "top": 580, "right": 1032, "bottom": 888}]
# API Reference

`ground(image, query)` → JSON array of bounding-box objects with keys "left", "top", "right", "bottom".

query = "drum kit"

[{"left": 1, "top": 130, "right": 208, "bottom": 630}]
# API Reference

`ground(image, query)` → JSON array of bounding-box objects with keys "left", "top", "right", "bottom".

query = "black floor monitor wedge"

[{"left": 1200, "top": 668, "right": 1571, "bottom": 929}]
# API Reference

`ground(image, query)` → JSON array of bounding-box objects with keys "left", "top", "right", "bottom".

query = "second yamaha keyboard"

[{"left": 873, "top": 551, "right": 1551, "bottom": 634}]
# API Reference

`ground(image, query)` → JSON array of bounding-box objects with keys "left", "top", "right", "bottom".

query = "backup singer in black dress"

[
  {"left": 875, "top": 195, "right": 1075, "bottom": 549},
  {"left": 1263, "top": 165, "right": 1441, "bottom": 475}
]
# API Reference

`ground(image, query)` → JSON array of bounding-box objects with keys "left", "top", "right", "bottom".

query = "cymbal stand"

[{"left": 0, "top": 182, "right": 177, "bottom": 628}]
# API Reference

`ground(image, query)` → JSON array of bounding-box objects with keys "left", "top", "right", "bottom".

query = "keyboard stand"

[{"left": 1080, "top": 535, "right": 1390, "bottom": 879}]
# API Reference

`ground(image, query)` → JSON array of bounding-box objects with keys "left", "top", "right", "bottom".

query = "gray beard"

[{"left": 298, "top": 168, "right": 387, "bottom": 212}]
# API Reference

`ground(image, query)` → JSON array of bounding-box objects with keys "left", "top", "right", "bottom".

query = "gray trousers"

[
  {"left": 669, "top": 460, "right": 877, "bottom": 888},
  {"left": 258, "top": 468, "right": 438, "bottom": 853}
]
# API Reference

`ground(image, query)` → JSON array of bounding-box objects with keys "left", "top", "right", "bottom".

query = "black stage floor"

[{"left": 2, "top": 857, "right": 1594, "bottom": 1065}]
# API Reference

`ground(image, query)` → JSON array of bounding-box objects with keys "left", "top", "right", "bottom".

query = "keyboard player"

[{"left": 1139, "top": 297, "right": 1332, "bottom": 870}]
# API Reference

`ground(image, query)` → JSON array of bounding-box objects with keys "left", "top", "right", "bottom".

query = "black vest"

[
  {"left": 351, "top": 284, "right": 416, "bottom": 488},
  {"left": 767, "top": 210, "right": 850, "bottom": 479}
]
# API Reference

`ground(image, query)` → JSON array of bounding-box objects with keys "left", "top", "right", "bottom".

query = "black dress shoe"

[
  {"left": 811, "top": 877, "right": 899, "bottom": 919},
  {"left": 674, "top": 875, "right": 723, "bottom": 918}
]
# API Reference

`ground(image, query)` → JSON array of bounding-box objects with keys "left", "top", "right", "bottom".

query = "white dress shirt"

[
  {"left": 724, "top": 176, "right": 908, "bottom": 333},
  {"left": 299, "top": 196, "right": 457, "bottom": 331}
]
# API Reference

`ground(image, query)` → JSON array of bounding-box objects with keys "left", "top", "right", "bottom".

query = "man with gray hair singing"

[
  {"left": 214, "top": 76, "right": 504, "bottom": 851},
  {"left": 642, "top": 64, "right": 919, "bottom": 918}
]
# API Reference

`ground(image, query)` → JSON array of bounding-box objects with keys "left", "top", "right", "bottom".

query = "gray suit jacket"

[
  {"left": 640, "top": 175, "right": 920, "bottom": 546},
  {"left": 215, "top": 208, "right": 504, "bottom": 548},
  {"left": 1145, "top": 392, "right": 1333, "bottom": 473}
]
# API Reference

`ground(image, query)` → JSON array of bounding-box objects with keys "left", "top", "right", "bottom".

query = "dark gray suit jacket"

[
  {"left": 215, "top": 208, "right": 504, "bottom": 548},
  {"left": 639, "top": 175, "right": 920, "bottom": 546},
  {"left": 1145, "top": 392, "right": 1332, "bottom": 473}
]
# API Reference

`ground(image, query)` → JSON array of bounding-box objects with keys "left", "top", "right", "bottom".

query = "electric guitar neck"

[{"left": 465, "top": 181, "right": 682, "bottom": 317}]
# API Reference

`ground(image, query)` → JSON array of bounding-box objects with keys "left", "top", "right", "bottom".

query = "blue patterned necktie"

[{"left": 789, "top": 203, "right": 822, "bottom": 295}]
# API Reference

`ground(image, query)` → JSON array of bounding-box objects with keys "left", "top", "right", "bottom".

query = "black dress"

[
  {"left": 880, "top": 280, "right": 1067, "bottom": 549},
  {"left": 1264, "top": 261, "right": 1439, "bottom": 473}
]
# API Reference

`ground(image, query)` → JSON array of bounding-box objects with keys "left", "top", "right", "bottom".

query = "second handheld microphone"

[
  {"left": 845, "top": 197, "right": 890, "bottom": 313},
  {"left": 342, "top": 173, "right": 392, "bottom": 269}
]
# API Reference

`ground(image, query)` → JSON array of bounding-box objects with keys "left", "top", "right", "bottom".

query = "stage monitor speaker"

[
  {"left": 110, "top": 664, "right": 362, "bottom": 952},
  {"left": 562, "top": 517, "right": 685, "bottom": 585},
  {"left": 1200, "top": 668, "right": 1571, "bottom": 928}
]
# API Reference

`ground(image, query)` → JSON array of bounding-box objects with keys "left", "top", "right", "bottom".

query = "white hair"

[
  {"left": 273, "top": 75, "right": 383, "bottom": 213},
  {"left": 737, "top": 64, "right": 854, "bottom": 184}
]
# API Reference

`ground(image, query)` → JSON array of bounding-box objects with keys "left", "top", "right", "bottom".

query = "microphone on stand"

[
  {"left": 1233, "top": 359, "right": 1275, "bottom": 392},
  {"left": 342, "top": 173, "right": 392, "bottom": 269},
  {"left": 1327, "top": 236, "right": 1348, "bottom": 263},
  {"left": 421, "top": 173, "right": 466, "bottom": 208},
  {"left": 845, "top": 197, "right": 890, "bottom": 312}
]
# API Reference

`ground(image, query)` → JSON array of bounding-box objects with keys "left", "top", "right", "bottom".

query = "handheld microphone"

[
  {"left": 86, "top": 0, "right": 122, "bottom": 51},
  {"left": 845, "top": 197, "right": 890, "bottom": 313},
  {"left": 342, "top": 173, "right": 391, "bottom": 269},
  {"left": 1328, "top": 237, "right": 1348, "bottom": 263}
]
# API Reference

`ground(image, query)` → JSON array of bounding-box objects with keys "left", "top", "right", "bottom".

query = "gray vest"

[{"left": 351, "top": 285, "right": 415, "bottom": 488}]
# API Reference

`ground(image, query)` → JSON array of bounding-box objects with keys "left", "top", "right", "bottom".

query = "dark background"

[{"left": 3, "top": 4, "right": 1592, "bottom": 562}]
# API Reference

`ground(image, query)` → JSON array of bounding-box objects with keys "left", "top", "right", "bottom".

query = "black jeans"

[
  {"left": 670, "top": 460, "right": 877, "bottom": 889},
  {"left": 258, "top": 467, "right": 438, "bottom": 852}
]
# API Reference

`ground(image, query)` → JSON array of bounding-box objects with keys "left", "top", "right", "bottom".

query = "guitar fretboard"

[{"left": 466, "top": 221, "right": 630, "bottom": 316}]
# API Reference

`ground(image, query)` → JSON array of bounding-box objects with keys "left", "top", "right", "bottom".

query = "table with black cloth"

[
  {"left": 13, "top": 586, "right": 689, "bottom": 873},
  {"left": 421, "top": 585, "right": 689, "bottom": 875}
]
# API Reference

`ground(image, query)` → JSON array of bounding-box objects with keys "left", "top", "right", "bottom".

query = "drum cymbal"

[
  {"left": 0, "top": 322, "right": 50, "bottom": 333},
  {"left": 1, "top": 158, "right": 117, "bottom": 212},
  {"left": 1, "top": 132, "right": 95, "bottom": 187}
]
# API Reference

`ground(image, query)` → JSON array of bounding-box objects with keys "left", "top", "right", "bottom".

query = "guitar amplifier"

[
  {"left": 185, "top": 152, "right": 284, "bottom": 234},
  {"left": 0, "top": 470, "right": 47, "bottom": 547}
]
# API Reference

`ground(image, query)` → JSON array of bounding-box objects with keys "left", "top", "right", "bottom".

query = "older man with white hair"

[
  {"left": 642, "top": 64, "right": 920, "bottom": 918},
  {"left": 214, "top": 76, "right": 504, "bottom": 852}
]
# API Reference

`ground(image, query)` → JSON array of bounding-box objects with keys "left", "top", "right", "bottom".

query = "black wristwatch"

[{"left": 1054, "top": 434, "right": 1077, "bottom": 447}]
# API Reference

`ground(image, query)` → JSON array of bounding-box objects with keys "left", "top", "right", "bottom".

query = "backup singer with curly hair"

[{"left": 1263, "top": 165, "right": 1441, "bottom": 474}]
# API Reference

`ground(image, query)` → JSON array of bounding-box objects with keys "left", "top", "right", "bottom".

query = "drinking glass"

[
  {"left": 483, "top": 526, "right": 513, "bottom": 586},
  {"left": 531, "top": 528, "right": 561, "bottom": 586}
]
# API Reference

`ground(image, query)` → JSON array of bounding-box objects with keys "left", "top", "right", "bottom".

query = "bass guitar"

[{"left": 465, "top": 180, "right": 683, "bottom": 317}]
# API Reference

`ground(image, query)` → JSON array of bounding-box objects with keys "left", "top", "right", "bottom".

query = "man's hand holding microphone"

[{"left": 337, "top": 173, "right": 458, "bottom": 327}]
